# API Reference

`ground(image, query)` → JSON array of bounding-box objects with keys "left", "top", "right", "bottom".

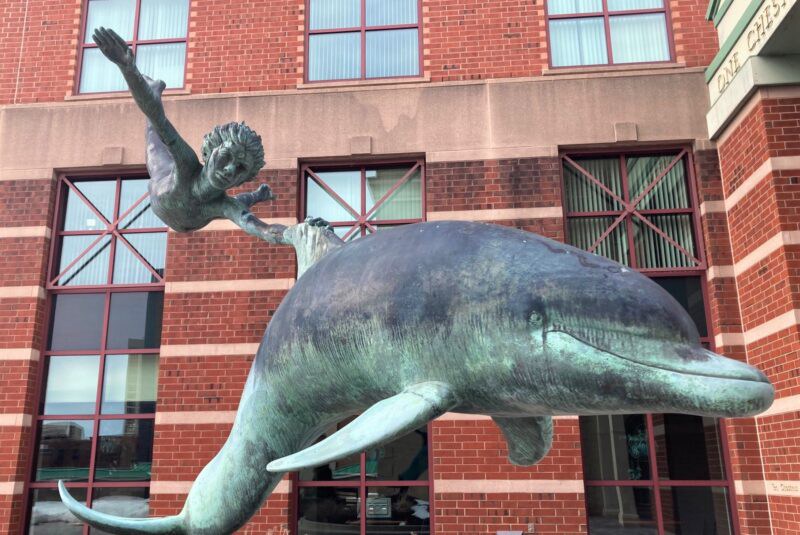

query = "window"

[
  {"left": 295, "top": 422, "right": 433, "bottom": 534},
  {"left": 547, "top": 0, "right": 673, "bottom": 67},
  {"left": 562, "top": 151, "right": 737, "bottom": 534},
  {"left": 302, "top": 161, "right": 425, "bottom": 241},
  {"left": 306, "top": 0, "right": 421, "bottom": 82},
  {"left": 78, "top": 0, "right": 189, "bottom": 93},
  {"left": 27, "top": 175, "right": 167, "bottom": 534}
]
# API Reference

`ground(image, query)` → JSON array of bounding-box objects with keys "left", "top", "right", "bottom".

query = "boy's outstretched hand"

[{"left": 92, "top": 27, "right": 134, "bottom": 68}]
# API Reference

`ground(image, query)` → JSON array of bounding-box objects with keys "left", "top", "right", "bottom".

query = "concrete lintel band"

[
  {"left": 167, "top": 218, "right": 299, "bottom": 233},
  {"left": 427, "top": 207, "right": 563, "bottom": 222},
  {"left": 734, "top": 230, "right": 800, "bottom": 277},
  {"left": 715, "top": 309, "right": 800, "bottom": 348},
  {"left": 725, "top": 156, "right": 800, "bottom": 213},
  {"left": 150, "top": 479, "right": 291, "bottom": 495},
  {"left": 759, "top": 394, "right": 800, "bottom": 418},
  {"left": 0, "top": 414, "right": 32, "bottom": 427},
  {"left": 0, "top": 348, "right": 40, "bottom": 361},
  {"left": 735, "top": 480, "right": 800, "bottom": 498},
  {"left": 159, "top": 343, "right": 260, "bottom": 358},
  {"left": 706, "top": 265, "right": 735, "bottom": 280},
  {"left": 165, "top": 279, "right": 295, "bottom": 294},
  {"left": 0, "top": 286, "right": 45, "bottom": 299},
  {"left": 0, "top": 482, "right": 24, "bottom": 496},
  {"left": 433, "top": 480, "right": 585, "bottom": 494},
  {"left": 0, "top": 226, "right": 51, "bottom": 239}
]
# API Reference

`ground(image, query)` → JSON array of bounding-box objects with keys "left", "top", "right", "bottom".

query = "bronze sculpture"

[{"left": 58, "top": 28, "right": 775, "bottom": 535}]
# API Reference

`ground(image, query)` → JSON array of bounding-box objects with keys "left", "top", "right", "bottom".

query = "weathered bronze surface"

[{"left": 59, "top": 29, "right": 775, "bottom": 535}]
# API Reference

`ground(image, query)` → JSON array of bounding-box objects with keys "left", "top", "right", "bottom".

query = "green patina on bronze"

[{"left": 59, "top": 29, "right": 775, "bottom": 535}]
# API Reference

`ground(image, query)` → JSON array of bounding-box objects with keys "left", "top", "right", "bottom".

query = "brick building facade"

[{"left": 0, "top": 0, "right": 798, "bottom": 533}]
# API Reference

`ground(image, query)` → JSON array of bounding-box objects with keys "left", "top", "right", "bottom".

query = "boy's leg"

[{"left": 143, "top": 77, "right": 174, "bottom": 180}]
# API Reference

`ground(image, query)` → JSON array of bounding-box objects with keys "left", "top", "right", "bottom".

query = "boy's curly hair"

[{"left": 201, "top": 122, "right": 265, "bottom": 174}]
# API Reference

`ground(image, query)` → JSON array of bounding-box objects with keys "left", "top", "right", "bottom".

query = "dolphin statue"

[{"left": 59, "top": 220, "right": 774, "bottom": 534}]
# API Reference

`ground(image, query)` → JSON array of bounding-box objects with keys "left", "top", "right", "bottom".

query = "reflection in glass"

[
  {"left": 95, "top": 419, "right": 154, "bottom": 481},
  {"left": 550, "top": 18, "right": 608, "bottom": 67},
  {"left": 29, "top": 487, "right": 87, "bottom": 535},
  {"left": 366, "top": 0, "right": 417, "bottom": 25},
  {"left": 306, "top": 171, "right": 361, "bottom": 222},
  {"left": 652, "top": 277, "right": 708, "bottom": 337},
  {"left": 300, "top": 419, "right": 361, "bottom": 482},
  {"left": 627, "top": 155, "right": 688, "bottom": 210},
  {"left": 90, "top": 488, "right": 150, "bottom": 535},
  {"left": 586, "top": 486, "right": 657, "bottom": 534},
  {"left": 297, "top": 487, "right": 360, "bottom": 531},
  {"left": 138, "top": 0, "right": 189, "bottom": 40},
  {"left": 308, "top": 33, "right": 361, "bottom": 81},
  {"left": 135, "top": 43, "right": 186, "bottom": 89},
  {"left": 113, "top": 233, "right": 167, "bottom": 284},
  {"left": 48, "top": 293, "right": 105, "bottom": 351},
  {"left": 365, "top": 487, "right": 430, "bottom": 534},
  {"left": 653, "top": 414, "right": 724, "bottom": 480},
  {"left": 580, "top": 415, "right": 650, "bottom": 481},
  {"left": 102, "top": 354, "right": 159, "bottom": 414},
  {"left": 661, "top": 486, "right": 731, "bottom": 535},
  {"left": 35, "top": 420, "right": 94, "bottom": 482},
  {"left": 106, "top": 292, "right": 164, "bottom": 349},
  {"left": 366, "top": 29, "right": 419, "bottom": 78},
  {"left": 42, "top": 356, "right": 100, "bottom": 415},
  {"left": 119, "top": 179, "right": 164, "bottom": 229},
  {"left": 56, "top": 234, "right": 112, "bottom": 286},
  {"left": 366, "top": 167, "right": 422, "bottom": 221},
  {"left": 84, "top": 0, "right": 136, "bottom": 42},
  {"left": 367, "top": 427, "right": 428, "bottom": 481}
]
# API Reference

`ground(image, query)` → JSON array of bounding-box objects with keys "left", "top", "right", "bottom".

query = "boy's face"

[{"left": 204, "top": 141, "right": 255, "bottom": 190}]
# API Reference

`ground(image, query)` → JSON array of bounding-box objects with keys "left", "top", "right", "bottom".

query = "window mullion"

[
  {"left": 620, "top": 155, "right": 637, "bottom": 268},
  {"left": 646, "top": 413, "right": 666, "bottom": 535},
  {"left": 361, "top": 0, "right": 367, "bottom": 80},
  {"left": 602, "top": 0, "right": 613, "bottom": 64},
  {"left": 132, "top": 0, "right": 143, "bottom": 50}
]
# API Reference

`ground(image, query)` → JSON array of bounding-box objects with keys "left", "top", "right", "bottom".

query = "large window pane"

[
  {"left": 102, "top": 354, "right": 159, "bottom": 414},
  {"left": 138, "top": 0, "right": 189, "bottom": 40},
  {"left": 29, "top": 488, "right": 87, "bottom": 535},
  {"left": 48, "top": 293, "right": 105, "bottom": 351},
  {"left": 308, "top": 32, "right": 361, "bottom": 81},
  {"left": 653, "top": 414, "right": 725, "bottom": 480},
  {"left": 84, "top": 0, "right": 136, "bottom": 43},
  {"left": 627, "top": 155, "right": 689, "bottom": 210},
  {"left": 366, "top": 29, "right": 419, "bottom": 78},
  {"left": 652, "top": 277, "right": 708, "bottom": 337},
  {"left": 366, "top": 167, "right": 422, "bottom": 221},
  {"left": 586, "top": 485, "right": 657, "bottom": 534},
  {"left": 661, "top": 486, "right": 731, "bottom": 535},
  {"left": 548, "top": 0, "right": 603, "bottom": 14},
  {"left": 563, "top": 158, "right": 624, "bottom": 212},
  {"left": 106, "top": 292, "right": 164, "bottom": 349},
  {"left": 119, "top": 179, "right": 164, "bottom": 229},
  {"left": 113, "top": 233, "right": 167, "bottom": 284},
  {"left": 90, "top": 488, "right": 150, "bottom": 535},
  {"left": 581, "top": 414, "right": 651, "bottom": 481},
  {"left": 610, "top": 14, "right": 670, "bottom": 63},
  {"left": 633, "top": 215, "right": 696, "bottom": 269},
  {"left": 307, "top": 171, "right": 361, "bottom": 222},
  {"left": 366, "top": 0, "right": 418, "bottom": 26},
  {"left": 297, "top": 487, "right": 360, "bottom": 530},
  {"left": 63, "top": 181, "right": 114, "bottom": 231},
  {"left": 309, "top": 0, "right": 360, "bottom": 30},
  {"left": 56, "top": 234, "right": 112, "bottom": 286},
  {"left": 568, "top": 217, "right": 630, "bottom": 266},
  {"left": 80, "top": 48, "right": 128, "bottom": 93},
  {"left": 365, "top": 487, "right": 430, "bottom": 534},
  {"left": 135, "top": 43, "right": 186, "bottom": 89},
  {"left": 74, "top": 180, "right": 117, "bottom": 224},
  {"left": 35, "top": 420, "right": 94, "bottom": 482},
  {"left": 42, "top": 356, "right": 100, "bottom": 415},
  {"left": 95, "top": 419, "right": 154, "bottom": 481},
  {"left": 550, "top": 18, "right": 608, "bottom": 67}
]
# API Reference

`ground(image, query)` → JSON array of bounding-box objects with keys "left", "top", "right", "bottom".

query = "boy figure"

[{"left": 92, "top": 27, "right": 338, "bottom": 259}]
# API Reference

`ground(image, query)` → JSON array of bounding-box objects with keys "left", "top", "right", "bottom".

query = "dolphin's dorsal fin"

[
  {"left": 492, "top": 415, "right": 553, "bottom": 466},
  {"left": 267, "top": 381, "right": 458, "bottom": 473}
]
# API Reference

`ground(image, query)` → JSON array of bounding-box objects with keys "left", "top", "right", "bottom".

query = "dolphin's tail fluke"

[{"left": 58, "top": 481, "right": 185, "bottom": 534}]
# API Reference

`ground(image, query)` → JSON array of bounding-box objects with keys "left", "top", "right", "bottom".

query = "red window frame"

[
  {"left": 300, "top": 159, "right": 426, "bottom": 240},
  {"left": 545, "top": 0, "right": 677, "bottom": 69},
  {"left": 561, "top": 149, "right": 741, "bottom": 534},
  {"left": 76, "top": 0, "right": 190, "bottom": 94},
  {"left": 23, "top": 172, "right": 167, "bottom": 535},
  {"left": 304, "top": 0, "right": 424, "bottom": 83}
]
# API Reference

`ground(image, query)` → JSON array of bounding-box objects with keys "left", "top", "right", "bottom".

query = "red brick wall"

[{"left": 669, "top": 0, "right": 719, "bottom": 68}]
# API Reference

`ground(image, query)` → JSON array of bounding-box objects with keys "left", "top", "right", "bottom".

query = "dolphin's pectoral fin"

[
  {"left": 492, "top": 415, "right": 553, "bottom": 466},
  {"left": 267, "top": 381, "right": 458, "bottom": 473}
]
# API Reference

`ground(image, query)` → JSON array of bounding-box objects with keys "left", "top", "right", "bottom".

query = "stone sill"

[
  {"left": 296, "top": 74, "right": 431, "bottom": 90},
  {"left": 64, "top": 88, "right": 191, "bottom": 101},
  {"left": 542, "top": 62, "right": 693, "bottom": 78}
]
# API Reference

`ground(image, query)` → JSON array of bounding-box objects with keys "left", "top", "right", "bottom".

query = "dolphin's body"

[{"left": 60, "top": 221, "right": 774, "bottom": 534}]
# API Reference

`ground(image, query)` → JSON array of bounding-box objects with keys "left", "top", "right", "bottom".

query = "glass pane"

[
  {"left": 365, "top": 487, "right": 430, "bottom": 534},
  {"left": 633, "top": 215, "right": 696, "bottom": 268},
  {"left": 367, "top": 0, "right": 418, "bottom": 25},
  {"left": 332, "top": 225, "right": 363, "bottom": 242},
  {"left": 367, "top": 167, "right": 422, "bottom": 221},
  {"left": 550, "top": 18, "right": 608, "bottom": 67},
  {"left": 119, "top": 179, "right": 165, "bottom": 229},
  {"left": 300, "top": 420, "right": 361, "bottom": 482},
  {"left": 308, "top": 32, "right": 361, "bottom": 81},
  {"left": 608, "top": 0, "right": 664, "bottom": 9},
  {"left": 29, "top": 487, "right": 87, "bottom": 535},
  {"left": 135, "top": 43, "right": 186, "bottom": 88},
  {"left": 366, "top": 29, "right": 419, "bottom": 78},
  {"left": 48, "top": 293, "right": 105, "bottom": 351},
  {"left": 102, "top": 354, "right": 159, "bottom": 414},
  {"left": 138, "top": 0, "right": 189, "bottom": 40},
  {"left": 42, "top": 355, "right": 100, "bottom": 415},
  {"left": 310, "top": 0, "right": 360, "bottom": 29},
  {"left": 563, "top": 158, "right": 624, "bottom": 212},
  {"left": 95, "top": 419, "right": 154, "bottom": 481},
  {"left": 661, "top": 486, "right": 732, "bottom": 535},
  {"left": 107, "top": 292, "right": 164, "bottom": 349},
  {"left": 63, "top": 184, "right": 112, "bottom": 231},
  {"left": 298, "top": 487, "right": 360, "bottom": 531},
  {"left": 367, "top": 427, "right": 427, "bottom": 481},
  {"left": 653, "top": 414, "right": 724, "bottom": 480},
  {"left": 90, "top": 488, "right": 150, "bottom": 535},
  {"left": 113, "top": 233, "right": 167, "bottom": 284},
  {"left": 567, "top": 217, "right": 630, "bottom": 266},
  {"left": 586, "top": 485, "right": 657, "bottom": 533},
  {"left": 652, "top": 277, "right": 707, "bottom": 337},
  {"left": 80, "top": 48, "right": 128, "bottom": 92},
  {"left": 548, "top": 0, "right": 603, "bottom": 14},
  {"left": 628, "top": 155, "right": 689, "bottom": 210},
  {"left": 56, "top": 234, "right": 112, "bottom": 286},
  {"left": 35, "top": 420, "right": 94, "bottom": 482},
  {"left": 580, "top": 414, "right": 650, "bottom": 481},
  {"left": 84, "top": 0, "right": 136, "bottom": 42},
  {"left": 74, "top": 180, "right": 117, "bottom": 222},
  {"left": 610, "top": 14, "right": 670, "bottom": 64},
  {"left": 306, "top": 171, "right": 361, "bottom": 222}
]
